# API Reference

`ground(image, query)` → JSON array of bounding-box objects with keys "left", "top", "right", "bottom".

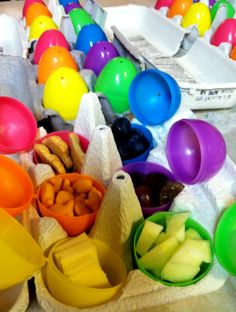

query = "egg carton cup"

[
  {"left": 0, "top": 15, "right": 29, "bottom": 58},
  {"left": 30, "top": 160, "right": 228, "bottom": 311},
  {"left": 48, "top": 0, "right": 107, "bottom": 47},
  {"left": 16, "top": 92, "right": 236, "bottom": 311},
  {"left": 0, "top": 55, "right": 44, "bottom": 120},
  {"left": 105, "top": 4, "right": 196, "bottom": 57}
]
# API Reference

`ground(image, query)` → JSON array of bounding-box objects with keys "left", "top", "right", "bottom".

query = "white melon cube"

[
  {"left": 154, "top": 232, "right": 167, "bottom": 245},
  {"left": 161, "top": 261, "right": 200, "bottom": 283},
  {"left": 185, "top": 228, "right": 202, "bottom": 240},
  {"left": 139, "top": 236, "right": 179, "bottom": 278},
  {"left": 166, "top": 239, "right": 211, "bottom": 267},
  {"left": 136, "top": 220, "right": 163, "bottom": 256},
  {"left": 166, "top": 212, "right": 190, "bottom": 236}
]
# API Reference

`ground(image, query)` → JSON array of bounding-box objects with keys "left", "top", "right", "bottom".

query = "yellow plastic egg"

[{"left": 181, "top": 3, "right": 211, "bottom": 36}]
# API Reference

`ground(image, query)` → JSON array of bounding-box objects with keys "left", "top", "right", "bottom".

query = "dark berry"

[
  {"left": 117, "top": 143, "right": 130, "bottom": 160},
  {"left": 135, "top": 185, "right": 153, "bottom": 207},
  {"left": 111, "top": 117, "right": 131, "bottom": 141}
]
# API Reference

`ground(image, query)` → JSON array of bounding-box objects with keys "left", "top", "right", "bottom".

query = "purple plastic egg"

[
  {"left": 166, "top": 119, "right": 226, "bottom": 184},
  {"left": 211, "top": 18, "right": 236, "bottom": 46},
  {"left": 64, "top": 2, "right": 82, "bottom": 14},
  {"left": 122, "top": 161, "right": 176, "bottom": 217},
  {"left": 83, "top": 41, "right": 119, "bottom": 76}
]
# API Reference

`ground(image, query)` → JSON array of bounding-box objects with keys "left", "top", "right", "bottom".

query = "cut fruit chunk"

[
  {"left": 166, "top": 212, "right": 190, "bottom": 233},
  {"left": 154, "top": 232, "right": 167, "bottom": 245},
  {"left": 139, "top": 236, "right": 179, "bottom": 278},
  {"left": 185, "top": 228, "right": 202, "bottom": 240},
  {"left": 136, "top": 220, "right": 163, "bottom": 256},
  {"left": 166, "top": 238, "right": 212, "bottom": 267},
  {"left": 161, "top": 261, "right": 200, "bottom": 283},
  {"left": 166, "top": 212, "right": 189, "bottom": 240}
]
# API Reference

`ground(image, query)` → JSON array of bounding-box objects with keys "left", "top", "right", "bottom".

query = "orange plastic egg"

[
  {"left": 168, "top": 0, "right": 192, "bottom": 18},
  {"left": 38, "top": 46, "right": 78, "bottom": 84},
  {"left": 25, "top": 2, "right": 52, "bottom": 27}
]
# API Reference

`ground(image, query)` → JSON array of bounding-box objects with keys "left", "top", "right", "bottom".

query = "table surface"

[{"left": 1, "top": 1, "right": 236, "bottom": 311}]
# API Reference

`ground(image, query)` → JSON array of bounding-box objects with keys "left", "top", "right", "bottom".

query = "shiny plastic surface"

[
  {"left": 38, "top": 46, "right": 78, "bottom": 84},
  {"left": 34, "top": 29, "right": 70, "bottom": 64},
  {"left": 129, "top": 69, "right": 181, "bottom": 125},
  {"left": 37, "top": 173, "right": 105, "bottom": 236},
  {"left": 29, "top": 15, "right": 58, "bottom": 40},
  {"left": 0, "top": 96, "right": 37, "bottom": 154},
  {"left": 69, "top": 8, "right": 94, "bottom": 36},
  {"left": 43, "top": 67, "right": 88, "bottom": 120},
  {"left": 181, "top": 3, "right": 211, "bottom": 36},
  {"left": 166, "top": 119, "right": 226, "bottom": 184},
  {"left": 95, "top": 57, "right": 137, "bottom": 113},
  {"left": 25, "top": 2, "right": 52, "bottom": 27},
  {"left": 75, "top": 24, "right": 108, "bottom": 55},
  {"left": 0, "top": 207, "right": 44, "bottom": 290},
  {"left": 0, "top": 156, "right": 34, "bottom": 216},
  {"left": 123, "top": 161, "right": 176, "bottom": 216},
  {"left": 84, "top": 41, "right": 119, "bottom": 76},
  {"left": 211, "top": 18, "right": 236, "bottom": 46}
]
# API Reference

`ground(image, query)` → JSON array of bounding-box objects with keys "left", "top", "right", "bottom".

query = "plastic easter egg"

[
  {"left": 94, "top": 57, "right": 138, "bottom": 114},
  {"left": 168, "top": 0, "right": 192, "bottom": 18},
  {"left": 211, "top": 0, "right": 235, "bottom": 21},
  {"left": 65, "top": 2, "right": 82, "bottom": 14},
  {"left": 166, "top": 119, "right": 226, "bottom": 184},
  {"left": 34, "top": 29, "right": 70, "bottom": 64},
  {"left": 84, "top": 41, "right": 119, "bottom": 76},
  {"left": 230, "top": 44, "right": 236, "bottom": 60},
  {"left": 75, "top": 24, "right": 108, "bottom": 54},
  {"left": 154, "top": 0, "right": 174, "bottom": 9},
  {"left": 0, "top": 208, "right": 44, "bottom": 290},
  {"left": 38, "top": 46, "right": 78, "bottom": 84},
  {"left": 22, "top": 0, "right": 45, "bottom": 18},
  {"left": 43, "top": 67, "right": 88, "bottom": 120},
  {"left": 29, "top": 16, "right": 58, "bottom": 41},
  {"left": 59, "top": 0, "right": 78, "bottom": 8},
  {"left": 69, "top": 8, "right": 94, "bottom": 36},
  {"left": 181, "top": 3, "right": 211, "bottom": 36},
  {"left": 0, "top": 96, "right": 37, "bottom": 154},
  {"left": 25, "top": 2, "right": 52, "bottom": 27},
  {"left": 128, "top": 69, "right": 181, "bottom": 125},
  {"left": 211, "top": 18, "right": 236, "bottom": 46},
  {"left": 215, "top": 202, "right": 236, "bottom": 276}
]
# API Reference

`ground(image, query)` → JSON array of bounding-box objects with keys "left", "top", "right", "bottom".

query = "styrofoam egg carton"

[
  {"left": 0, "top": 15, "right": 29, "bottom": 58},
  {"left": 18, "top": 90, "right": 236, "bottom": 311}
]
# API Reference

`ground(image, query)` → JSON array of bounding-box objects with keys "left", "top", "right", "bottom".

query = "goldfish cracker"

[
  {"left": 40, "top": 181, "right": 55, "bottom": 207},
  {"left": 42, "top": 136, "right": 73, "bottom": 169},
  {"left": 50, "top": 199, "right": 75, "bottom": 217},
  {"left": 68, "top": 133, "right": 85, "bottom": 172},
  {"left": 56, "top": 190, "right": 74, "bottom": 205},
  {"left": 85, "top": 187, "right": 103, "bottom": 212},
  {"left": 49, "top": 177, "right": 63, "bottom": 193},
  {"left": 62, "top": 179, "right": 74, "bottom": 194},
  {"left": 74, "top": 194, "right": 91, "bottom": 216},
  {"left": 34, "top": 143, "right": 66, "bottom": 174},
  {"left": 73, "top": 177, "right": 93, "bottom": 194}
]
